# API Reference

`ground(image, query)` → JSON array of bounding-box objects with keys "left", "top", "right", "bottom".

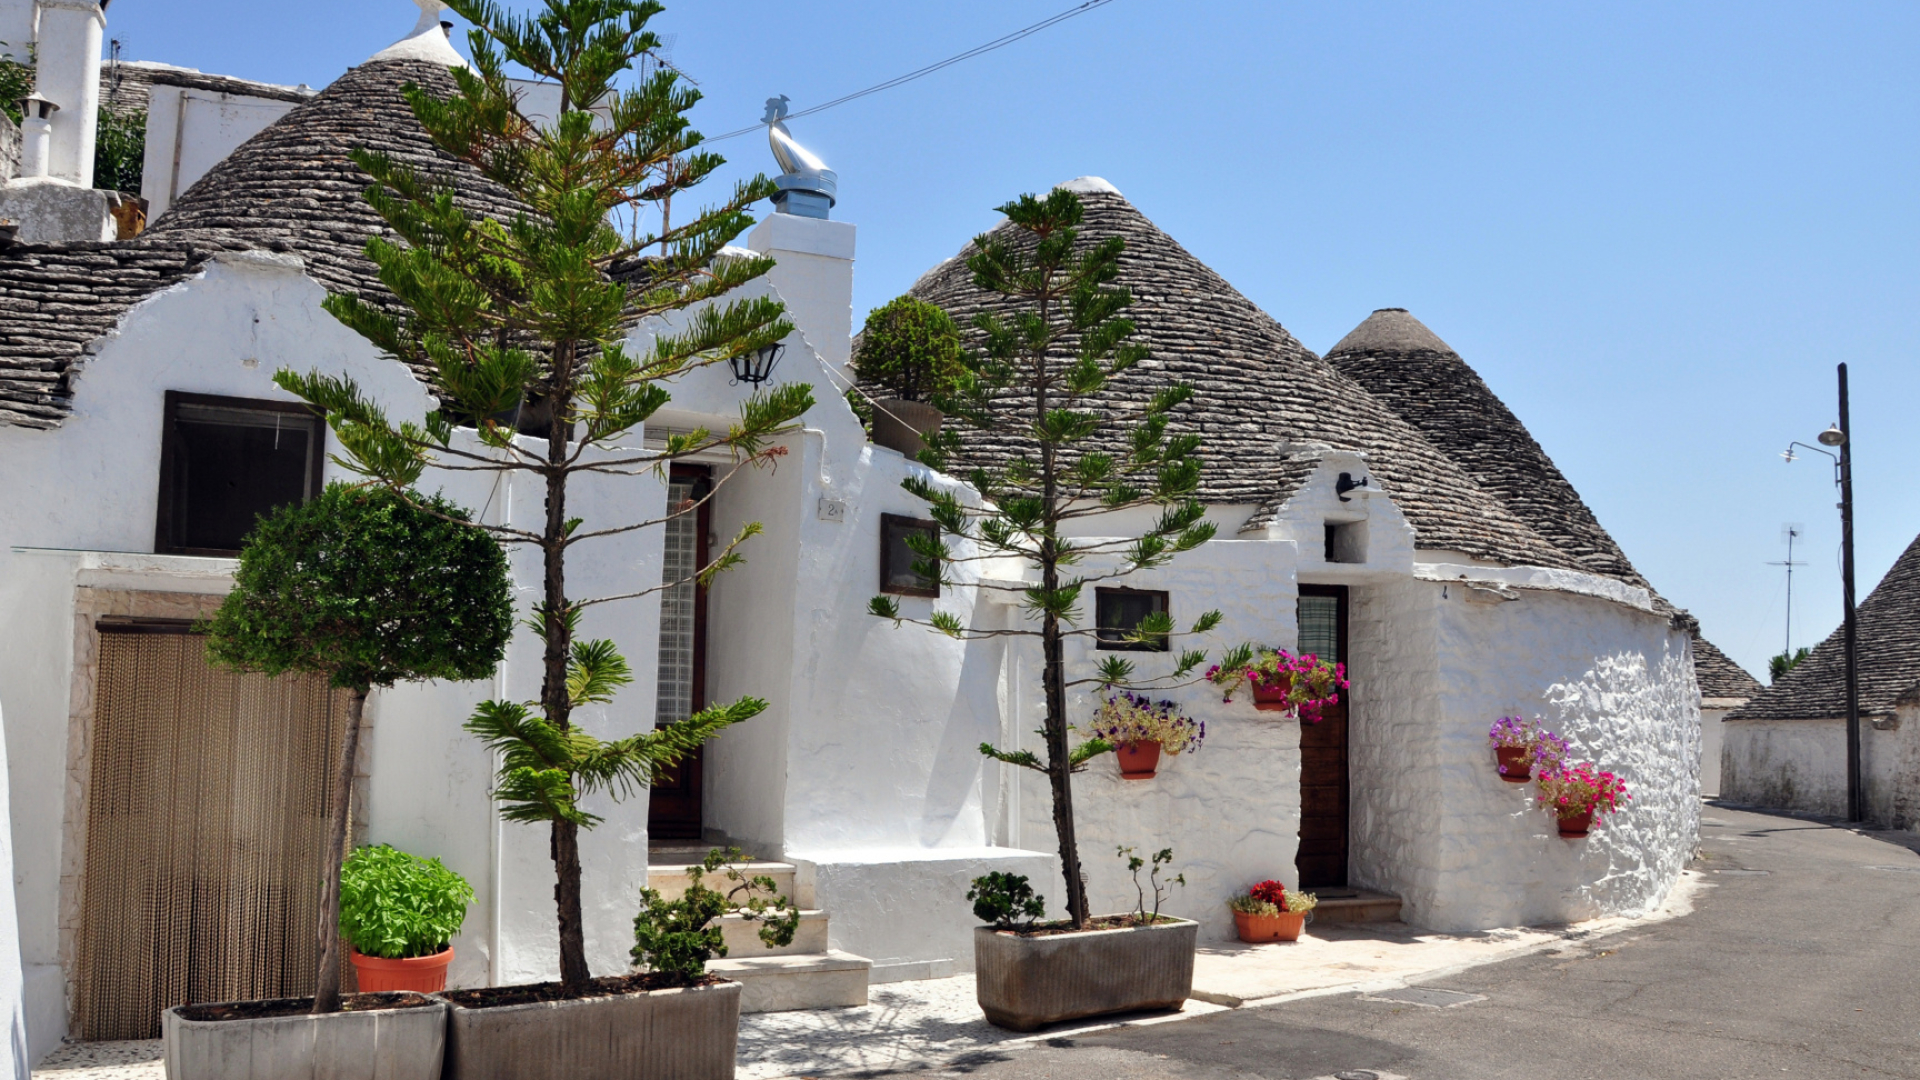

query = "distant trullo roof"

[
  {"left": 1692, "top": 631, "right": 1764, "bottom": 701},
  {"left": 900, "top": 184, "right": 1590, "bottom": 575},
  {"left": 1326, "top": 307, "right": 1650, "bottom": 590},
  {"left": 0, "top": 56, "right": 528, "bottom": 428},
  {"left": 1732, "top": 532, "right": 1920, "bottom": 721}
]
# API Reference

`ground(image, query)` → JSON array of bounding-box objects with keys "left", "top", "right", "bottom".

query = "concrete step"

[
  {"left": 1310, "top": 889, "right": 1402, "bottom": 924},
  {"left": 717, "top": 908, "right": 829, "bottom": 958},
  {"left": 646, "top": 861, "right": 797, "bottom": 904},
  {"left": 708, "top": 950, "right": 871, "bottom": 1014}
]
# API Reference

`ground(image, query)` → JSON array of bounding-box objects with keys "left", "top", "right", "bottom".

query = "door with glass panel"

[
  {"left": 648, "top": 466, "right": 711, "bottom": 839},
  {"left": 1295, "top": 585, "right": 1349, "bottom": 889}
]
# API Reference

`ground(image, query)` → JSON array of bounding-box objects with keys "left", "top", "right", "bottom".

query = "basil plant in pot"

[{"left": 339, "top": 845, "right": 476, "bottom": 993}]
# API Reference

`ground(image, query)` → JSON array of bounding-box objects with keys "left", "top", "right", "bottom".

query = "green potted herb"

[
  {"left": 338, "top": 845, "right": 476, "bottom": 992},
  {"left": 851, "top": 295, "right": 967, "bottom": 456}
]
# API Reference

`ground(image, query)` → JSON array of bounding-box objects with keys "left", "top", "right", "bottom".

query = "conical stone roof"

[
  {"left": 1733, "top": 532, "right": 1920, "bottom": 721},
  {"left": 148, "top": 57, "right": 528, "bottom": 386},
  {"left": 901, "top": 186, "right": 1582, "bottom": 573},
  {"left": 1326, "top": 307, "right": 1650, "bottom": 589}
]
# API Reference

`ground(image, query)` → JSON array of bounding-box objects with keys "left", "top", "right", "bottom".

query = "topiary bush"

[
  {"left": 967, "top": 871, "right": 1046, "bottom": 931},
  {"left": 852, "top": 296, "right": 968, "bottom": 402},
  {"left": 338, "top": 844, "right": 476, "bottom": 959}
]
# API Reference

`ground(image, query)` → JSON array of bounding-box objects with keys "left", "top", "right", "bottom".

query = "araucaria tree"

[
  {"left": 278, "top": 0, "right": 813, "bottom": 989},
  {"left": 870, "top": 189, "right": 1243, "bottom": 927},
  {"left": 205, "top": 484, "right": 514, "bottom": 1013}
]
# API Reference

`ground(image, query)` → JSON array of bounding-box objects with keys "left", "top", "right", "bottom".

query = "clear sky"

[{"left": 104, "top": 0, "right": 1920, "bottom": 682}]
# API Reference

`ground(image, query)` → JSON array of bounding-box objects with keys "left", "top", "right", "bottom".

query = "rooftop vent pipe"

[{"left": 17, "top": 94, "right": 59, "bottom": 179}]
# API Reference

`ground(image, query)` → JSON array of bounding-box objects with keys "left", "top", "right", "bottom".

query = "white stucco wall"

[
  {"left": 1700, "top": 703, "right": 1735, "bottom": 797},
  {"left": 143, "top": 83, "right": 304, "bottom": 219},
  {"left": 998, "top": 540, "right": 1305, "bottom": 945},
  {"left": 1351, "top": 579, "right": 1699, "bottom": 932},
  {"left": 1721, "top": 706, "right": 1919, "bottom": 830},
  {"left": 0, "top": 699, "right": 29, "bottom": 1079}
]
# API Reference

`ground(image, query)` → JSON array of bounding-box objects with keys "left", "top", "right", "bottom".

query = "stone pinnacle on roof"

[
  {"left": 1325, "top": 306, "right": 1652, "bottom": 591},
  {"left": 371, "top": 0, "right": 469, "bottom": 68}
]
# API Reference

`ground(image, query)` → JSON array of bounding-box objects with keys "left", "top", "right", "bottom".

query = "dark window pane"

[
  {"left": 880, "top": 515, "right": 939, "bottom": 597},
  {"left": 1297, "top": 594, "right": 1341, "bottom": 663},
  {"left": 1096, "top": 589, "right": 1169, "bottom": 652},
  {"left": 162, "top": 400, "right": 318, "bottom": 554}
]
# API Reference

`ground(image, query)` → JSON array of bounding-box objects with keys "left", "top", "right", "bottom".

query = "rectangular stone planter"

[
  {"left": 440, "top": 979, "right": 740, "bottom": 1080},
  {"left": 973, "top": 916, "right": 1197, "bottom": 1032},
  {"left": 162, "top": 994, "right": 447, "bottom": 1080}
]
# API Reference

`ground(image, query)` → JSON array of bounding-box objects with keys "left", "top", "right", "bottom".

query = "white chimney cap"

[{"left": 370, "top": 0, "right": 470, "bottom": 68}]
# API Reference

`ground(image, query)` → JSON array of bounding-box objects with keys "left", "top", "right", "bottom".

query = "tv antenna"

[{"left": 1767, "top": 523, "right": 1808, "bottom": 657}]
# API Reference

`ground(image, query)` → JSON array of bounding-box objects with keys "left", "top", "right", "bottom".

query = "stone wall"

[
  {"left": 1, "top": 109, "right": 18, "bottom": 183},
  {"left": 1722, "top": 706, "right": 1920, "bottom": 830}
]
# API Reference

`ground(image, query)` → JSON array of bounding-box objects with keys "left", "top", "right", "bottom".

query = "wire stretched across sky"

[{"left": 701, "top": 0, "right": 1121, "bottom": 144}]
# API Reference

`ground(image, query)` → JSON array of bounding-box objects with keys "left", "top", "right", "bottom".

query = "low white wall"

[
  {"left": 1370, "top": 582, "right": 1699, "bottom": 932},
  {"left": 1003, "top": 540, "right": 1304, "bottom": 945},
  {"left": 1700, "top": 703, "right": 1735, "bottom": 797},
  {"left": 1722, "top": 707, "right": 1920, "bottom": 829}
]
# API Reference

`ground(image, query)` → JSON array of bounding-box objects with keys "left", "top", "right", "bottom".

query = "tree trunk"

[
  {"left": 1033, "top": 324, "right": 1088, "bottom": 929},
  {"left": 542, "top": 341, "right": 592, "bottom": 989},
  {"left": 311, "top": 688, "right": 366, "bottom": 1014}
]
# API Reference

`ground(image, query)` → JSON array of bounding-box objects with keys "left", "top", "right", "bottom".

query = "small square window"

[
  {"left": 1096, "top": 588, "right": 1170, "bottom": 652},
  {"left": 155, "top": 391, "right": 325, "bottom": 555},
  {"left": 879, "top": 514, "right": 940, "bottom": 597}
]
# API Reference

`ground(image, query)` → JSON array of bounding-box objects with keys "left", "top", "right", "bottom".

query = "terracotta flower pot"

[
  {"left": 1250, "top": 680, "right": 1292, "bottom": 713},
  {"left": 1495, "top": 746, "right": 1531, "bottom": 783},
  {"left": 1557, "top": 810, "right": 1594, "bottom": 837},
  {"left": 1232, "top": 908, "right": 1306, "bottom": 943},
  {"left": 352, "top": 947, "right": 454, "bottom": 993},
  {"left": 1115, "top": 740, "right": 1162, "bottom": 779}
]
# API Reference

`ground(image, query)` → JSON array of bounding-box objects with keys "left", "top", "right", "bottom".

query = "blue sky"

[{"left": 106, "top": 1, "right": 1920, "bottom": 681}]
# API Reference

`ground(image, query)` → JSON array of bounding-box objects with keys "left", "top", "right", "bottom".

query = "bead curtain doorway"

[{"left": 71, "top": 625, "right": 350, "bottom": 1039}]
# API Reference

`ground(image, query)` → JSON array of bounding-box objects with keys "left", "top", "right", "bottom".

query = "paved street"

[{"left": 884, "top": 805, "right": 1920, "bottom": 1080}]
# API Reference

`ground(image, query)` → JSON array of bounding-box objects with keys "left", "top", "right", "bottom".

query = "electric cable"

[{"left": 701, "top": 0, "right": 1121, "bottom": 144}]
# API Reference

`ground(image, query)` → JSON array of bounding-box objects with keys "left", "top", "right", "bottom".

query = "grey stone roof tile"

[
  {"left": 898, "top": 189, "right": 1583, "bottom": 573},
  {"left": 1731, "top": 532, "right": 1920, "bottom": 720},
  {"left": 1693, "top": 631, "right": 1764, "bottom": 701}
]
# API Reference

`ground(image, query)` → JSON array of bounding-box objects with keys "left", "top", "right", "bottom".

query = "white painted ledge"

[
  {"left": 1412, "top": 561, "right": 1654, "bottom": 612},
  {"left": 13, "top": 547, "right": 238, "bottom": 594}
]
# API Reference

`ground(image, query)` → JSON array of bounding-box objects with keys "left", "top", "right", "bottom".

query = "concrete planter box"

[
  {"left": 441, "top": 979, "right": 740, "bottom": 1080},
  {"left": 162, "top": 994, "right": 447, "bottom": 1080},
  {"left": 973, "top": 917, "right": 1197, "bottom": 1032}
]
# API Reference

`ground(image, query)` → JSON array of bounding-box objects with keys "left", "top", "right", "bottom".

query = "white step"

[
  {"left": 717, "top": 909, "right": 829, "bottom": 958},
  {"left": 645, "top": 861, "right": 797, "bottom": 904},
  {"left": 709, "top": 950, "right": 872, "bottom": 1014}
]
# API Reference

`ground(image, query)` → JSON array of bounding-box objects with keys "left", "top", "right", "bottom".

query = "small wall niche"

[{"left": 1323, "top": 520, "right": 1369, "bottom": 564}]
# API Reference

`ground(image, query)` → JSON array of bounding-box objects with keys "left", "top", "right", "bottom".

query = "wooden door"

[
  {"left": 648, "top": 466, "right": 711, "bottom": 840},
  {"left": 1295, "top": 585, "right": 1349, "bottom": 889},
  {"left": 72, "top": 625, "right": 349, "bottom": 1039}
]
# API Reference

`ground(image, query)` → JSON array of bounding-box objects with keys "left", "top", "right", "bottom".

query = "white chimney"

[
  {"left": 17, "top": 93, "right": 54, "bottom": 178},
  {"left": 32, "top": 0, "right": 105, "bottom": 187}
]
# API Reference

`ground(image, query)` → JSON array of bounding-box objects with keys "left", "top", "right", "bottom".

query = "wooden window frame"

[
  {"left": 154, "top": 391, "right": 326, "bottom": 557},
  {"left": 879, "top": 513, "right": 941, "bottom": 598},
  {"left": 1095, "top": 586, "right": 1171, "bottom": 652}
]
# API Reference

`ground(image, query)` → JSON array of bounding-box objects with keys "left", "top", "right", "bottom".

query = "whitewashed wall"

[
  {"left": 1356, "top": 579, "right": 1700, "bottom": 932},
  {"left": 1001, "top": 540, "right": 1304, "bottom": 945},
  {"left": 143, "top": 83, "right": 305, "bottom": 219},
  {"left": 1721, "top": 706, "right": 1920, "bottom": 830},
  {"left": 0, "top": 697, "right": 28, "bottom": 1080}
]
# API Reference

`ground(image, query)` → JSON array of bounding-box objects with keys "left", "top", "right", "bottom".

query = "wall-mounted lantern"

[{"left": 729, "top": 342, "right": 785, "bottom": 386}]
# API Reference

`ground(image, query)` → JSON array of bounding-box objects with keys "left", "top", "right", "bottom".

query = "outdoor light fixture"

[
  {"left": 1782, "top": 373, "right": 1862, "bottom": 823},
  {"left": 729, "top": 342, "right": 785, "bottom": 386}
]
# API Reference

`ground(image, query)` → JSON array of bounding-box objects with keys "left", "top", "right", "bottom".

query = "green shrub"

[
  {"left": 967, "top": 871, "right": 1045, "bottom": 931},
  {"left": 631, "top": 848, "right": 800, "bottom": 983},
  {"left": 851, "top": 296, "right": 967, "bottom": 402},
  {"left": 338, "top": 844, "right": 475, "bottom": 959}
]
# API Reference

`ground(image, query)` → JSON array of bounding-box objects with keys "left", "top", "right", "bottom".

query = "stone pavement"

[{"left": 29, "top": 876, "right": 1699, "bottom": 1080}]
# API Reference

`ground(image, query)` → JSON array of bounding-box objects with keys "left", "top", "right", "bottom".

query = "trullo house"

[{"left": 0, "top": 1, "right": 1742, "bottom": 1059}]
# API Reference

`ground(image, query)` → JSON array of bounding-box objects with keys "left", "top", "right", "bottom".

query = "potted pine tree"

[
  {"left": 851, "top": 295, "right": 967, "bottom": 455},
  {"left": 169, "top": 485, "right": 513, "bottom": 1080},
  {"left": 276, "top": 1, "right": 813, "bottom": 1074},
  {"left": 871, "top": 188, "right": 1248, "bottom": 1030}
]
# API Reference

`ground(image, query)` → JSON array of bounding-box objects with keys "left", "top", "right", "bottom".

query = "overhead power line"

[{"left": 702, "top": 0, "right": 1121, "bottom": 144}]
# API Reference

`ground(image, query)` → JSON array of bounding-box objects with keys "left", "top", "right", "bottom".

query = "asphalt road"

[{"left": 887, "top": 805, "right": 1920, "bottom": 1080}]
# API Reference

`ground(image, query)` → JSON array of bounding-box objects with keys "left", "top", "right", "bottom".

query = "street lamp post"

[{"left": 1783, "top": 363, "right": 1861, "bottom": 823}]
